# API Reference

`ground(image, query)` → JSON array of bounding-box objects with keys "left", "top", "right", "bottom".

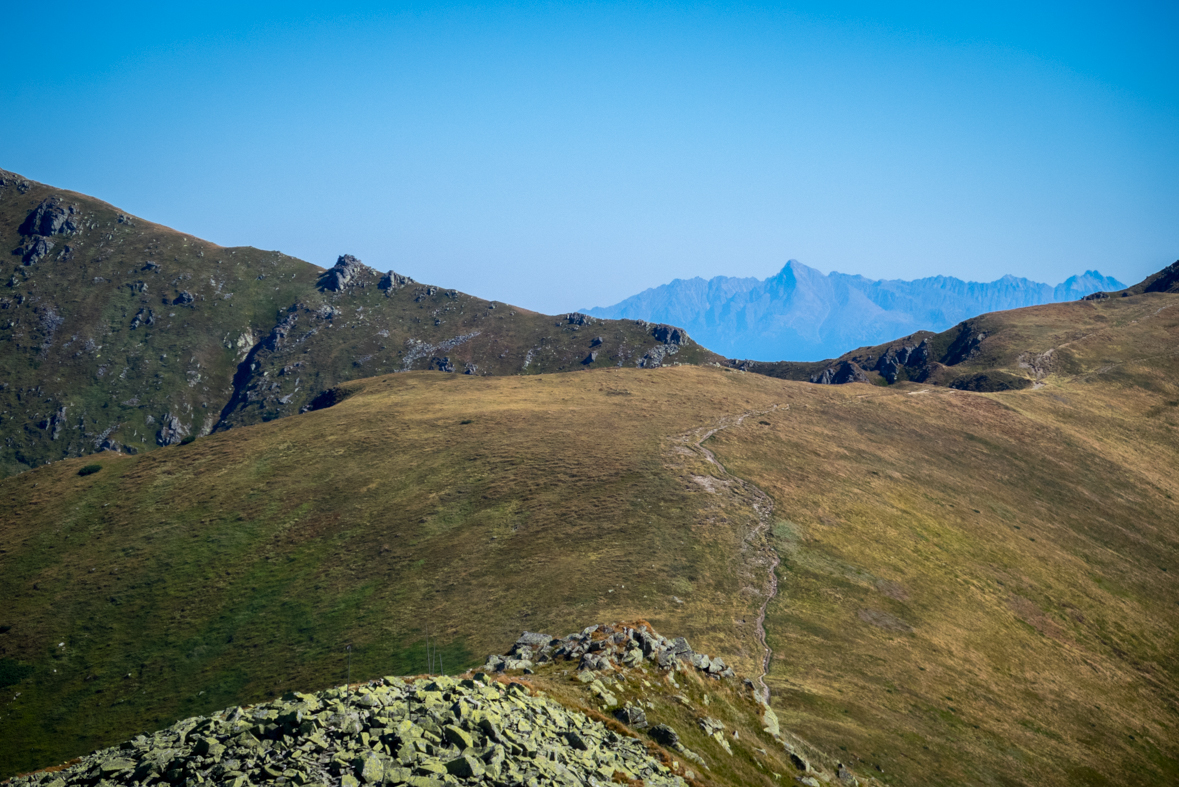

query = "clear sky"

[{"left": 2, "top": 1, "right": 1176, "bottom": 313}]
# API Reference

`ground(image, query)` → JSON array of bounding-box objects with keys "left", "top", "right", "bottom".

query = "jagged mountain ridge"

[
  {"left": 0, "top": 169, "right": 718, "bottom": 477},
  {"left": 586, "top": 259, "right": 1125, "bottom": 361}
]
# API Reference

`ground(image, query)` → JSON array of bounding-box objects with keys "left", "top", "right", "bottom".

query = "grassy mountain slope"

[
  {"left": 0, "top": 168, "right": 719, "bottom": 477},
  {"left": 0, "top": 366, "right": 787, "bottom": 778},
  {"left": 713, "top": 293, "right": 1179, "bottom": 785},
  {"left": 738, "top": 282, "right": 1179, "bottom": 394},
  {"left": 2, "top": 281, "right": 1178, "bottom": 784}
]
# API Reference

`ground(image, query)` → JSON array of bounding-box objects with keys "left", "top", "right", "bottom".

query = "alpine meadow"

[{"left": 0, "top": 167, "right": 1177, "bottom": 787}]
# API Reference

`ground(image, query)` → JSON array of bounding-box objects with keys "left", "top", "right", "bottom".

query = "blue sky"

[{"left": 2, "top": 1, "right": 1176, "bottom": 312}]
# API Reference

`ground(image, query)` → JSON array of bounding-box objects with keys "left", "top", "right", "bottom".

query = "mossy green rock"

[{"left": 8, "top": 676, "right": 685, "bottom": 787}]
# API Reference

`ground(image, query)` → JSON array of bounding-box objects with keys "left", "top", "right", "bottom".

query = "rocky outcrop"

[
  {"left": 318, "top": 255, "right": 374, "bottom": 292},
  {"left": 6, "top": 675, "right": 687, "bottom": 787},
  {"left": 810, "top": 360, "right": 870, "bottom": 385},
  {"left": 378, "top": 270, "right": 415, "bottom": 293},
  {"left": 872, "top": 338, "right": 930, "bottom": 383},
  {"left": 941, "top": 324, "right": 988, "bottom": 366},
  {"left": 483, "top": 623, "right": 736, "bottom": 680},
  {"left": 156, "top": 413, "right": 190, "bottom": 446},
  {"left": 637, "top": 323, "right": 692, "bottom": 368},
  {"left": 262, "top": 311, "right": 299, "bottom": 352},
  {"left": 17, "top": 236, "right": 54, "bottom": 265},
  {"left": 650, "top": 324, "right": 688, "bottom": 346},
  {"left": 20, "top": 198, "right": 80, "bottom": 238}
]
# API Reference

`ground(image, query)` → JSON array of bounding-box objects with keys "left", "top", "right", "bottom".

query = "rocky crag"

[
  {"left": 484, "top": 624, "right": 736, "bottom": 679},
  {"left": 6, "top": 624, "right": 875, "bottom": 787}
]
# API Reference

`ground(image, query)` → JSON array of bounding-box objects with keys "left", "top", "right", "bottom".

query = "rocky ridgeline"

[
  {"left": 5, "top": 674, "right": 686, "bottom": 787},
  {"left": 484, "top": 623, "right": 736, "bottom": 680}
]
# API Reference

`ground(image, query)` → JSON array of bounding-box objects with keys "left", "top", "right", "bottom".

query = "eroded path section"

[{"left": 666, "top": 405, "right": 782, "bottom": 702}]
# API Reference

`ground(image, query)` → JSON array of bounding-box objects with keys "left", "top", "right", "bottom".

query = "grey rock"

[
  {"left": 130, "top": 308, "right": 154, "bottom": 330},
  {"left": 614, "top": 705, "right": 648, "bottom": 729},
  {"left": 515, "top": 631, "right": 553, "bottom": 650},
  {"left": 20, "top": 198, "right": 79, "bottom": 237},
  {"left": 19, "top": 236, "right": 54, "bottom": 265},
  {"left": 582, "top": 350, "right": 598, "bottom": 364},
  {"left": 650, "top": 324, "right": 688, "bottom": 345},
  {"left": 173, "top": 291, "right": 195, "bottom": 306},
  {"left": 378, "top": 270, "right": 415, "bottom": 292},
  {"left": 810, "top": 360, "right": 870, "bottom": 385},
  {"left": 649, "top": 724, "right": 680, "bottom": 748},
  {"left": 156, "top": 413, "right": 190, "bottom": 446},
  {"left": 319, "top": 254, "right": 373, "bottom": 292}
]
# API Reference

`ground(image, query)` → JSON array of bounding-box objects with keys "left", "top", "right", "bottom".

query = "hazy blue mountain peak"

[{"left": 586, "top": 262, "right": 1125, "bottom": 362}]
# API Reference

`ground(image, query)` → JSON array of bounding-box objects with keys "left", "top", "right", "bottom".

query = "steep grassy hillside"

[
  {"left": 0, "top": 168, "right": 718, "bottom": 477},
  {"left": 2, "top": 284, "right": 1177, "bottom": 785}
]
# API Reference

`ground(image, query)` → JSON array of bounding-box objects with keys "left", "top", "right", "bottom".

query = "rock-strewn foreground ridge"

[{"left": 5, "top": 624, "right": 875, "bottom": 787}]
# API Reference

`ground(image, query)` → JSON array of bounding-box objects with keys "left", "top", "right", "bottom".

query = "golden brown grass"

[{"left": 1, "top": 290, "right": 1177, "bottom": 785}]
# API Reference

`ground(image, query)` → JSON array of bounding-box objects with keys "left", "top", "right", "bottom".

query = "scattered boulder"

[
  {"left": 130, "top": 308, "right": 154, "bottom": 330},
  {"left": 614, "top": 704, "right": 648, "bottom": 728},
  {"left": 837, "top": 762, "right": 859, "bottom": 785},
  {"left": 649, "top": 724, "right": 680, "bottom": 747},
  {"left": 172, "top": 291, "right": 195, "bottom": 306}
]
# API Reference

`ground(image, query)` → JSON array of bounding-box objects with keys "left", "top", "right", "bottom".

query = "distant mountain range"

[{"left": 585, "top": 260, "right": 1125, "bottom": 361}]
